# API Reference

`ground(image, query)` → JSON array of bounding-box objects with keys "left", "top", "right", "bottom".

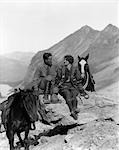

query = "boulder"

[{"left": 44, "top": 92, "right": 118, "bottom": 125}]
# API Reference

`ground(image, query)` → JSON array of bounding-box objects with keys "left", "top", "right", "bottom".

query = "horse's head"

[
  {"left": 77, "top": 53, "right": 95, "bottom": 92},
  {"left": 78, "top": 53, "right": 89, "bottom": 79}
]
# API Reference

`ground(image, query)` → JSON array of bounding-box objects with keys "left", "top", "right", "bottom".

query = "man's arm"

[
  {"left": 55, "top": 66, "right": 62, "bottom": 86},
  {"left": 71, "top": 67, "right": 83, "bottom": 90}
]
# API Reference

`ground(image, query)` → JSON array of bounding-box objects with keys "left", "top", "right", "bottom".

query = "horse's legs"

[
  {"left": 6, "top": 130, "right": 14, "bottom": 150},
  {"left": 24, "top": 125, "right": 30, "bottom": 140},
  {"left": 17, "top": 132, "right": 24, "bottom": 147},
  {"left": 24, "top": 125, "right": 30, "bottom": 150}
]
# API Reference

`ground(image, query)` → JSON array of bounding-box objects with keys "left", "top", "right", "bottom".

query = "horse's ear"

[
  {"left": 85, "top": 53, "right": 89, "bottom": 61},
  {"left": 78, "top": 55, "right": 81, "bottom": 61}
]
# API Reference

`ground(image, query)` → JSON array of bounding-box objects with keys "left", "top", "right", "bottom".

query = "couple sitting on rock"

[{"left": 33, "top": 52, "right": 89, "bottom": 120}]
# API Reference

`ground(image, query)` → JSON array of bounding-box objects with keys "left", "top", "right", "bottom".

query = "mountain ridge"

[
  {"left": 24, "top": 24, "right": 119, "bottom": 91},
  {"left": 0, "top": 52, "right": 35, "bottom": 84},
  {"left": 0, "top": 24, "right": 118, "bottom": 91}
]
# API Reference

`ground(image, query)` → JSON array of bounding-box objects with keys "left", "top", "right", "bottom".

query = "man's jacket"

[
  {"left": 33, "top": 63, "right": 59, "bottom": 91},
  {"left": 55, "top": 65, "right": 82, "bottom": 89}
]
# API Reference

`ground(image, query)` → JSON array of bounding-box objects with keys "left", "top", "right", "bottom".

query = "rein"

[{"left": 82, "top": 72, "right": 89, "bottom": 89}]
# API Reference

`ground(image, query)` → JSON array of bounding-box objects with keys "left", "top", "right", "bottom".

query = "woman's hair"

[{"left": 64, "top": 55, "right": 74, "bottom": 64}]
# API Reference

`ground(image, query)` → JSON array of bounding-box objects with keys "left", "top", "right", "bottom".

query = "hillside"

[
  {"left": 5, "top": 51, "right": 35, "bottom": 65},
  {"left": 0, "top": 52, "right": 35, "bottom": 85},
  {"left": 0, "top": 93, "right": 119, "bottom": 150},
  {"left": 0, "top": 56, "right": 27, "bottom": 83}
]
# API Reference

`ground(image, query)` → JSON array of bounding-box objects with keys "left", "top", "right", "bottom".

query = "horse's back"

[{"left": 2, "top": 90, "right": 38, "bottom": 130}]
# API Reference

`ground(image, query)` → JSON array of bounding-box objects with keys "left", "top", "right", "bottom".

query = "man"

[
  {"left": 55, "top": 55, "right": 80, "bottom": 120},
  {"left": 31, "top": 52, "right": 60, "bottom": 125},
  {"left": 33, "top": 52, "right": 59, "bottom": 103}
]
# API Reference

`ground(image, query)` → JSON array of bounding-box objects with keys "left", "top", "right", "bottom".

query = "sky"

[{"left": 0, "top": 0, "right": 118, "bottom": 55}]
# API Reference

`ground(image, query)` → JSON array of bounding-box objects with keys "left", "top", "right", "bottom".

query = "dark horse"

[
  {"left": 77, "top": 53, "right": 95, "bottom": 92},
  {"left": 1, "top": 88, "right": 39, "bottom": 150}
]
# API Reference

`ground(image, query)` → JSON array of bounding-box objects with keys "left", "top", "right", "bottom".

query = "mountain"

[
  {"left": 24, "top": 24, "right": 119, "bottom": 92},
  {"left": 4, "top": 51, "right": 35, "bottom": 65},
  {"left": 83, "top": 24, "right": 119, "bottom": 90},
  {"left": 24, "top": 25, "right": 99, "bottom": 84},
  {"left": 0, "top": 56, "right": 27, "bottom": 83},
  {"left": 0, "top": 52, "right": 35, "bottom": 86}
]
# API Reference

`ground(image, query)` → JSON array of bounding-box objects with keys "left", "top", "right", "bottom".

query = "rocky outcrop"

[
  {"left": 28, "top": 92, "right": 119, "bottom": 150},
  {"left": 43, "top": 92, "right": 118, "bottom": 125},
  {"left": 64, "top": 120, "right": 119, "bottom": 150},
  {"left": 0, "top": 92, "right": 119, "bottom": 150}
]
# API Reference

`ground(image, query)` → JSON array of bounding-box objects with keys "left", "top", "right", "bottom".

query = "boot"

[
  {"left": 67, "top": 99, "right": 78, "bottom": 120},
  {"left": 66, "top": 99, "right": 73, "bottom": 113},
  {"left": 70, "top": 111, "right": 78, "bottom": 120},
  {"left": 51, "top": 94, "right": 61, "bottom": 104},
  {"left": 72, "top": 98, "right": 80, "bottom": 113}
]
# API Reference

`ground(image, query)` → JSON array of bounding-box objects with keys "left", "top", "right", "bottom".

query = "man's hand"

[{"left": 45, "top": 75, "right": 52, "bottom": 81}]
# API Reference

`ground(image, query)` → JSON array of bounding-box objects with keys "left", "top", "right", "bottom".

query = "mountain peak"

[
  {"left": 82, "top": 25, "right": 92, "bottom": 29},
  {"left": 103, "top": 24, "right": 119, "bottom": 33},
  {"left": 80, "top": 25, "right": 93, "bottom": 33}
]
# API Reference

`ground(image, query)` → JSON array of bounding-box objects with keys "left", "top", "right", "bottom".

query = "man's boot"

[
  {"left": 70, "top": 110, "right": 78, "bottom": 120},
  {"left": 51, "top": 87, "right": 61, "bottom": 103},
  {"left": 72, "top": 98, "right": 80, "bottom": 114},
  {"left": 67, "top": 99, "right": 78, "bottom": 120},
  {"left": 51, "top": 94, "right": 61, "bottom": 103}
]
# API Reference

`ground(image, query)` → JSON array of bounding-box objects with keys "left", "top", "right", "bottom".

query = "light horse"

[{"left": 77, "top": 54, "right": 95, "bottom": 92}]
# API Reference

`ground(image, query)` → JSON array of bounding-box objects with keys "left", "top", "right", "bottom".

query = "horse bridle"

[{"left": 78, "top": 62, "right": 89, "bottom": 89}]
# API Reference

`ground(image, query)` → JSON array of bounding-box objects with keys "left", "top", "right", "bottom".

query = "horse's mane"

[
  {"left": 7, "top": 89, "right": 32, "bottom": 108},
  {"left": 8, "top": 88, "right": 38, "bottom": 122}
]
